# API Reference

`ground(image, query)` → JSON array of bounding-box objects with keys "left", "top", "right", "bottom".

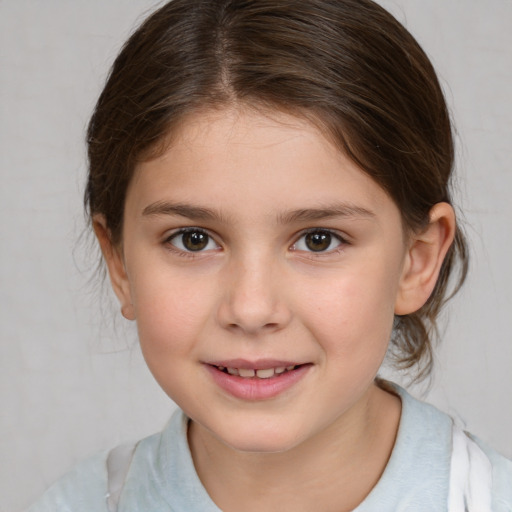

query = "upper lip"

[{"left": 205, "top": 359, "right": 305, "bottom": 370}]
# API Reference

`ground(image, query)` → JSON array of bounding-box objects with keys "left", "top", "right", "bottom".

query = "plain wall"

[{"left": 1, "top": 1, "right": 511, "bottom": 510}]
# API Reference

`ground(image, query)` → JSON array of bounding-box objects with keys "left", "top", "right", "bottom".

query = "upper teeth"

[{"left": 219, "top": 365, "right": 296, "bottom": 379}]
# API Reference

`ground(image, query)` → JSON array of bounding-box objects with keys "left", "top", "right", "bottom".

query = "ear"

[
  {"left": 93, "top": 215, "right": 135, "bottom": 320},
  {"left": 395, "top": 203, "right": 456, "bottom": 315}
]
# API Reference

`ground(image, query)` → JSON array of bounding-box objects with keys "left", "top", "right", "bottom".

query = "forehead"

[{"left": 127, "top": 107, "right": 400, "bottom": 226}]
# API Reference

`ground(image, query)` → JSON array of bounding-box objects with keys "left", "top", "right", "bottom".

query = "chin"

[
  {"left": 212, "top": 419, "right": 307, "bottom": 454},
  {"left": 226, "top": 438, "right": 301, "bottom": 454}
]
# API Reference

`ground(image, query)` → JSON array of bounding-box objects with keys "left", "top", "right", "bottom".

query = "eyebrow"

[
  {"left": 277, "top": 203, "right": 376, "bottom": 224},
  {"left": 142, "top": 200, "right": 375, "bottom": 223},
  {"left": 142, "top": 201, "right": 222, "bottom": 221}
]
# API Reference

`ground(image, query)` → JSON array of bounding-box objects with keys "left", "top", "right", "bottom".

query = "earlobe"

[
  {"left": 395, "top": 203, "right": 456, "bottom": 315},
  {"left": 92, "top": 215, "right": 135, "bottom": 321}
]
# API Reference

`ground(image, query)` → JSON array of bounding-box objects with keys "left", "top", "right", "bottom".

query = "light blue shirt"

[{"left": 28, "top": 384, "right": 512, "bottom": 511}]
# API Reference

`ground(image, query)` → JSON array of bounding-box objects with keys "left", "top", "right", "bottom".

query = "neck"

[{"left": 188, "top": 383, "right": 401, "bottom": 512}]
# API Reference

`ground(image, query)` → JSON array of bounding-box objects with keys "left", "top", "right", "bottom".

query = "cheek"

[
  {"left": 130, "top": 269, "right": 216, "bottom": 358},
  {"left": 129, "top": 270, "right": 219, "bottom": 405},
  {"left": 297, "top": 263, "right": 399, "bottom": 359}
]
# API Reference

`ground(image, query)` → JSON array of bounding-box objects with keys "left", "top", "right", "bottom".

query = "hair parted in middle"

[{"left": 86, "top": 0, "right": 468, "bottom": 379}]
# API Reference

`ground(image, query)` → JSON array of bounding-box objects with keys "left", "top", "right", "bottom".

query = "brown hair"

[{"left": 86, "top": 0, "right": 468, "bottom": 379}]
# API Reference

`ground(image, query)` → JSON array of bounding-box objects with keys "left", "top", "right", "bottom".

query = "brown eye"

[
  {"left": 169, "top": 229, "right": 218, "bottom": 252},
  {"left": 293, "top": 230, "right": 343, "bottom": 253},
  {"left": 182, "top": 231, "right": 209, "bottom": 251},
  {"left": 305, "top": 231, "right": 332, "bottom": 252}
]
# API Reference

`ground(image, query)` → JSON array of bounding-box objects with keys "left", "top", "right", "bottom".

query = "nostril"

[{"left": 216, "top": 288, "right": 292, "bottom": 334}]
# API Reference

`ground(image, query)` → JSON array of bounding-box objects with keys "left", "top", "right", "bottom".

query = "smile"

[
  {"left": 205, "top": 361, "right": 311, "bottom": 400},
  {"left": 216, "top": 365, "right": 297, "bottom": 379}
]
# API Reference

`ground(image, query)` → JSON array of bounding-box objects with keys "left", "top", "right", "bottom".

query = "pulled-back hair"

[{"left": 86, "top": 0, "right": 468, "bottom": 379}]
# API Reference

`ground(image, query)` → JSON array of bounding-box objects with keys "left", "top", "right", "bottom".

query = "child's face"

[{"left": 114, "top": 107, "right": 411, "bottom": 453}]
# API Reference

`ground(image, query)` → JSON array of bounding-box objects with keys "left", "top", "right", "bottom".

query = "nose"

[{"left": 216, "top": 254, "right": 292, "bottom": 336}]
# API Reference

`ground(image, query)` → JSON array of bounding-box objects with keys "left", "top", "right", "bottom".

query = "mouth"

[
  {"left": 213, "top": 365, "right": 300, "bottom": 379},
  {"left": 205, "top": 361, "right": 311, "bottom": 400}
]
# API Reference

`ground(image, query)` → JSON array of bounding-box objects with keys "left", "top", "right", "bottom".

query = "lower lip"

[{"left": 205, "top": 364, "right": 311, "bottom": 401}]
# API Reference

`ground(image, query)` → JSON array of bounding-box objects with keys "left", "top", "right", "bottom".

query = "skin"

[{"left": 95, "top": 107, "right": 455, "bottom": 511}]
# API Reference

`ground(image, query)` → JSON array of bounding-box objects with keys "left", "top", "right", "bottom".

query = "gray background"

[{"left": 1, "top": 1, "right": 511, "bottom": 510}]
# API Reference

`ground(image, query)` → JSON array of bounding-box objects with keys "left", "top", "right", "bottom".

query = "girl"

[{"left": 28, "top": 0, "right": 511, "bottom": 510}]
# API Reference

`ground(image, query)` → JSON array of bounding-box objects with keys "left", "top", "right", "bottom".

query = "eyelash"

[
  {"left": 291, "top": 228, "right": 348, "bottom": 255},
  {"left": 163, "top": 227, "right": 349, "bottom": 257},
  {"left": 164, "top": 228, "right": 220, "bottom": 258}
]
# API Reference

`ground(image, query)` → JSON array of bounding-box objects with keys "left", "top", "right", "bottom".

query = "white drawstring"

[
  {"left": 448, "top": 424, "right": 493, "bottom": 512},
  {"left": 105, "top": 442, "right": 138, "bottom": 512}
]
